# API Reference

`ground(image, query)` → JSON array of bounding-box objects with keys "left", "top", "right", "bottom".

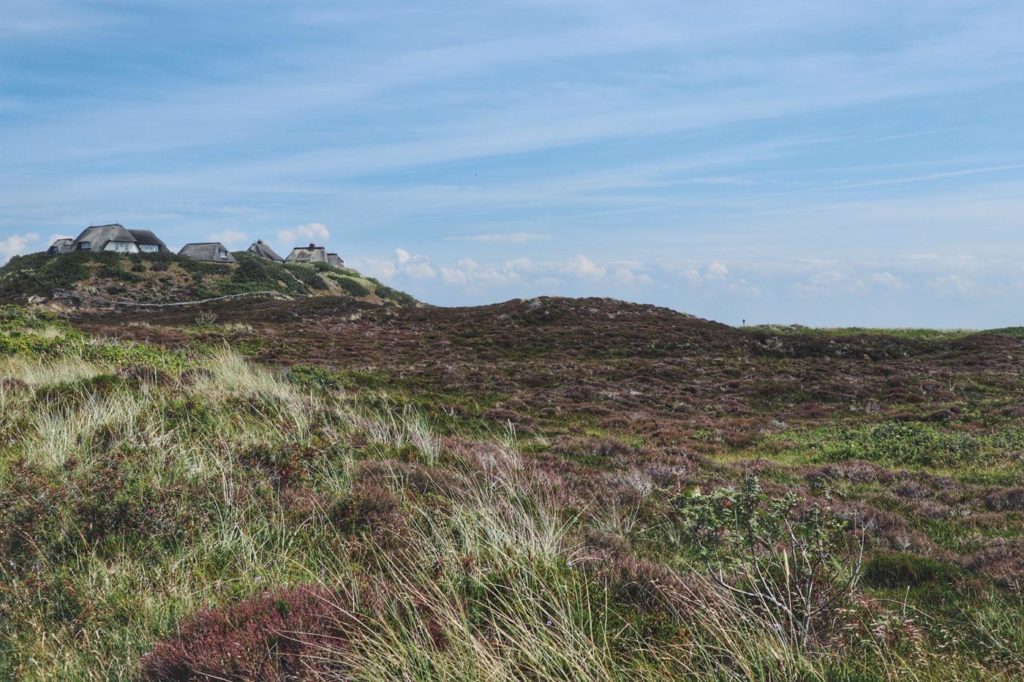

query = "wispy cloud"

[
  {"left": 277, "top": 223, "right": 330, "bottom": 246},
  {"left": 0, "top": 0, "right": 112, "bottom": 39},
  {"left": 450, "top": 232, "right": 552, "bottom": 244},
  {"left": 2, "top": 1, "right": 1023, "bottom": 325}
]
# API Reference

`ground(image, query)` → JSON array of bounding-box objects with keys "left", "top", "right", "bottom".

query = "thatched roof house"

[
  {"left": 286, "top": 243, "right": 328, "bottom": 265},
  {"left": 327, "top": 253, "right": 345, "bottom": 268},
  {"left": 178, "top": 242, "right": 236, "bottom": 263},
  {"left": 128, "top": 229, "right": 168, "bottom": 254},
  {"left": 47, "top": 238, "right": 75, "bottom": 255},
  {"left": 247, "top": 240, "right": 284, "bottom": 262},
  {"left": 51, "top": 224, "right": 170, "bottom": 255},
  {"left": 72, "top": 224, "right": 140, "bottom": 253}
]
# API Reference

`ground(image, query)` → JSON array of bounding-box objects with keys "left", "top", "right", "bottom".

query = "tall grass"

[{"left": 318, "top": 432, "right": 921, "bottom": 682}]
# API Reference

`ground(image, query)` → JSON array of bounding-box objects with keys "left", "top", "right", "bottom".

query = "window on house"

[
  {"left": 218, "top": 249, "right": 228, "bottom": 260},
  {"left": 139, "top": 244, "right": 159, "bottom": 253},
  {"left": 78, "top": 241, "right": 91, "bottom": 251}
]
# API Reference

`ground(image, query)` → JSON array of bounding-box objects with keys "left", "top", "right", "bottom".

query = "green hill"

[{"left": 0, "top": 250, "right": 416, "bottom": 307}]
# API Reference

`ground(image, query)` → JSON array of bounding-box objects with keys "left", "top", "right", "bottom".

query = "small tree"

[{"left": 678, "top": 476, "right": 863, "bottom": 649}]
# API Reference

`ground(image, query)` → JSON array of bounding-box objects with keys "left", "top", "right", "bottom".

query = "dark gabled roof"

[
  {"left": 178, "top": 242, "right": 236, "bottom": 263},
  {"left": 247, "top": 240, "right": 284, "bottom": 262},
  {"left": 128, "top": 229, "right": 167, "bottom": 250}
]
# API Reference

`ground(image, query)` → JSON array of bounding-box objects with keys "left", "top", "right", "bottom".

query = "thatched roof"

[
  {"left": 178, "top": 242, "right": 236, "bottom": 263},
  {"left": 247, "top": 240, "right": 284, "bottom": 262},
  {"left": 327, "top": 253, "right": 345, "bottom": 268},
  {"left": 286, "top": 243, "right": 328, "bottom": 264},
  {"left": 128, "top": 229, "right": 168, "bottom": 252},
  {"left": 73, "top": 224, "right": 139, "bottom": 252},
  {"left": 48, "top": 238, "right": 75, "bottom": 255}
]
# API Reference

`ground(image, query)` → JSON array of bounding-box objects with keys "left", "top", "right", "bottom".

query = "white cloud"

[
  {"left": 394, "top": 248, "right": 436, "bottom": 279},
  {"left": 927, "top": 274, "right": 975, "bottom": 295},
  {"left": 278, "top": 222, "right": 330, "bottom": 246},
  {"left": 505, "top": 257, "right": 537, "bottom": 273},
  {"left": 562, "top": 255, "right": 606, "bottom": 279},
  {"left": 361, "top": 258, "right": 396, "bottom": 279},
  {"left": 612, "top": 261, "right": 653, "bottom": 286},
  {"left": 793, "top": 269, "right": 849, "bottom": 297},
  {"left": 361, "top": 248, "right": 437, "bottom": 281},
  {"left": 0, "top": 232, "right": 40, "bottom": 264},
  {"left": 673, "top": 260, "right": 735, "bottom": 287},
  {"left": 440, "top": 265, "right": 470, "bottom": 286},
  {"left": 707, "top": 260, "right": 730, "bottom": 278},
  {"left": 441, "top": 258, "right": 518, "bottom": 288},
  {"left": 794, "top": 268, "right": 909, "bottom": 297},
  {"left": 404, "top": 261, "right": 437, "bottom": 279},
  {"left": 868, "top": 272, "right": 904, "bottom": 289}
]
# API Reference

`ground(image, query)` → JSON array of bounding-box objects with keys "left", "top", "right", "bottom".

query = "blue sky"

[{"left": 2, "top": 1, "right": 1023, "bottom": 327}]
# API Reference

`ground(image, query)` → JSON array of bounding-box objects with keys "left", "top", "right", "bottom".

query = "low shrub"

[
  {"left": 328, "top": 483, "right": 403, "bottom": 536},
  {"left": 984, "top": 488, "right": 1024, "bottom": 511},
  {"left": 677, "top": 476, "right": 863, "bottom": 648},
  {"left": 140, "top": 585, "right": 347, "bottom": 681},
  {"left": 285, "top": 264, "right": 329, "bottom": 291},
  {"left": 333, "top": 275, "right": 372, "bottom": 297},
  {"left": 821, "top": 422, "right": 984, "bottom": 468},
  {"left": 367, "top": 278, "right": 416, "bottom": 306},
  {"left": 37, "top": 253, "right": 91, "bottom": 288},
  {"left": 0, "top": 305, "right": 60, "bottom": 329},
  {"left": 33, "top": 373, "right": 132, "bottom": 410},
  {"left": 288, "top": 365, "right": 345, "bottom": 392},
  {"left": 862, "top": 552, "right": 960, "bottom": 589}
]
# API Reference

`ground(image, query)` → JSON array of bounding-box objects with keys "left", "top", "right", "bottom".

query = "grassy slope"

[
  {"left": 0, "top": 251, "right": 416, "bottom": 306},
  {"left": 1, "top": 304, "right": 1023, "bottom": 680}
]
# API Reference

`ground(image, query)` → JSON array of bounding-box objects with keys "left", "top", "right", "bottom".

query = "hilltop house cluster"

[{"left": 47, "top": 225, "right": 344, "bottom": 268}]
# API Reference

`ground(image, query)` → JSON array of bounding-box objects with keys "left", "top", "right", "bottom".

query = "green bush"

[
  {"left": 98, "top": 259, "right": 141, "bottom": 282},
  {"left": 0, "top": 305, "right": 59, "bottom": 329},
  {"left": 677, "top": 476, "right": 861, "bottom": 648},
  {"left": 822, "top": 422, "right": 982, "bottom": 468},
  {"left": 368, "top": 278, "right": 416, "bottom": 306},
  {"left": 333, "top": 275, "right": 372, "bottom": 297},
  {"left": 38, "top": 254, "right": 91, "bottom": 288},
  {"left": 288, "top": 365, "right": 344, "bottom": 392},
  {"left": 223, "top": 253, "right": 283, "bottom": 294},
  {"left": 285, "top": 264, "right": 329, "bottom": 290}
]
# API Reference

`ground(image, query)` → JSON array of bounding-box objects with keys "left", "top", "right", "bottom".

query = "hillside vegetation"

[
  {"left": 1, "top": 301, "right": 1023, "bottom": 680},
  {"left": 0, "top": 251, "right": 416, "bottom": 307}
]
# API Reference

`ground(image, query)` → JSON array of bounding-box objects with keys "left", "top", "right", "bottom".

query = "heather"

[{"left": 1, "top": 302, "right": 1023, "bottom": 680}]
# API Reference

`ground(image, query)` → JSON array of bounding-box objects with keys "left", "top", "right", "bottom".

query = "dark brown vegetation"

[{"left": 78, "top": 296, "right": 1024, "bottom": 450}]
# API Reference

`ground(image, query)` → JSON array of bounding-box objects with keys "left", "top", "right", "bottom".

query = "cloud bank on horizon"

[{"left": 2, "top": 0, "right": 1023, "bottom": 327}]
